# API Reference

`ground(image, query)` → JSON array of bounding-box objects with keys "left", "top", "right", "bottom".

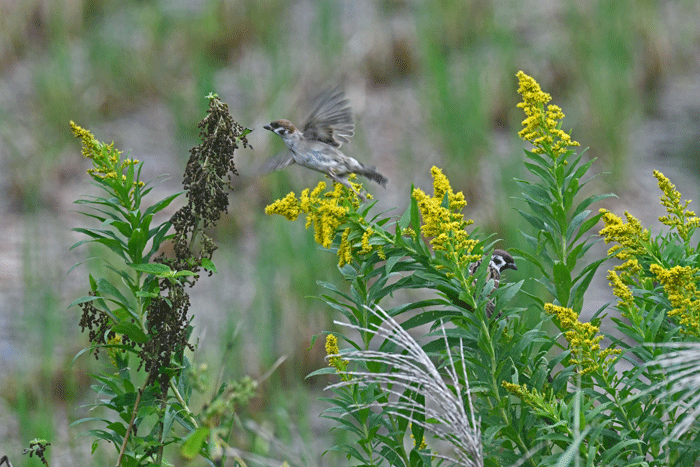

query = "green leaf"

[
  {"left": 96, "top": 278, "right": 130, "bottom": 308},
  {"left": 127, "top": 227, "right": 146, "bottom": 261},
  {"left": 565, "top": 210, "right": 591, "bottom": 242},
  {"left": 550, "top": 202, "right": 566, "bottom": 233},
  {"left": 146, "top": 223, "right": 174, "bottom": 259},
  {"left": 201, "top": 257, "right": 217, "bottom": 273},
  {"left": 180, "top": 427, "right": 210, "bottom": 459},
  {"left": 400, "top": 306, "right": 461, "bottom": 329},
  {"left": 131, "top": 263, "right": 174, "bottom": 275},
  {"left": 409, "top": 190, "right": 422, "bottom": 245},
  {"left": 68, "top": 294, "right": 102, "bottom": 309},
  {"left": 524, "top": 161, "right": 556, "bottom": 186},
  {"left": 570, "top": 158, "right": 594, "bottom": 182},
  {"left": 105, "top": 219, "right": 133, "bottom": 238},
  {"left": 523, "top": 149, "right": 552, "bottom": 168},
  {"left": 517, "top": 209, "right": 545, "bottom": 231},
  {"left": 553, "top": 262, "right": 571, "bottom": 306},
  {"left": 572, "top": 213, "right": 604, "bottom": 244},
  {"left": 398, "top": 203, "right": 411, "bottom": 231},
  {"left": 494, "top": 279, "right": 523, "bottom": 305},
  {"left": 144, "top": 192, "right": 183, "bottom": 217},
  {"left": 516, "top": 179, "right": 553, "bottom": 205},
  {"left": 571, "top": 193, "right": 617, "bottom": 220},
  {"left": 306, "top": 367, "right": 340, "bottom": 378},
  {"left": 555, "top": 161, "right": 566, "bottom": 186},
  {"left": 111, "top": 322, "right": 148, "bottom": 343},
  {"left": 570, "top": 257, "right": 608, "bottom": 313}
]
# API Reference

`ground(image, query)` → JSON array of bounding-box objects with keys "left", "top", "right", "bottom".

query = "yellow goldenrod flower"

[
  {"left": 607, "top": 270, "right": 636, "bottom": 315},
  {"left": 325, "top": 334, "right": 348, "bottom": 375},
  {"left": 337, "top": 228, "right": 353, "bottom": 267},
  {"left": 266, "top": 180, "right": 355, "bottom": 249},
  {"left": 71, "top": 120, "right": 124, "bottom": 178},
  {"left": 71, "top": 121, "right": 145, "bottom": 189},
  {"left": 599, "top": 209, "right": 650, "bottom": 259},
  {"left": 516, "top": 71, "right": 580, "bottom": 157},
  {"left": 613, "top": 258, "right": 642, "bottom": 278},
  {"left": 360, "top": 227, "right": 374, "bottom": 254},
  {"left": 412, "top": 167, "right": 479, "bottom": 268},
  {"left": 502, "top": 381, "right": 570, "bottom": 431},
  {"left": 106, "top": 334, "right": 123, "bottom": 368},
  {"left": 409, "top": 426, "right": 428, "bottom": 450},
  {"left": 502, "top": 382, "right": 540, "bottom": 406},
  {"left": 654, "top": 170, "right": 700, "bottom": 242},
  {"left": 265, "top": 175, "right": 389, "bottom": 266},
  {"left": 70, "top": 121, "right": 101, "bottom": 160},
  {"left": 544, "top": 304, "right": 621, "bottom": 375},
  {"left": 649, "top": 264, "right": 700, "bottom": 336},
  {"left": 264, "top": 192, "right": 302, "bottom": 221}
]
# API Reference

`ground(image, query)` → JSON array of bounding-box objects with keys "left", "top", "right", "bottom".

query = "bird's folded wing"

[{"left": 302, "top": 86, "right": 355, "bottom": 148}]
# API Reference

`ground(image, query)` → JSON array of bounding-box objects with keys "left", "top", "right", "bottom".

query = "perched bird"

[
  {"left": 468, "top": 249, "right": 518, "bottom": 317},
  {"left": 262, "top": 86, "right": 388, "bottom": 201}
]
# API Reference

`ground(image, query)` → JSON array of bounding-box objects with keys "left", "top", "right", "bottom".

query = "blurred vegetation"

[{"left": 1, "top": 0, "right": 700, "bottom": 465}]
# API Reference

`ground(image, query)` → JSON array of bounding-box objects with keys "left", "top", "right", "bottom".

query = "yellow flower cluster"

[
  {"left": 412, "top": 167, "right": 479, "bottom": 268},
  {"left": 336, "top": 224, "right": 386, "bottom": 268},
  {"left": 649, "top": 264, "right": 700, "bottom": 336},
  {"left": 301, "top": 183, "right": 352, "bottom": 249},
  {"left": 70, "top": 121, "right": 140, "bottom": 183},
  {"left": 502, "top": 382, "right": 563, "bottom": 424},
  {"left": 599, "top": 209, "right": 650, "bottom": 260},
  {"left": 409, "top": 426, "right": 428, "bottom": 450},
  {"left": 325, "top": 334, "right": 348, "bottom": 376},
  {"left": 516, "top": 71, "right": 580, "bottom": 157},
  {"left": 502, "top": 382, "right": 542, "bottom": 406},
  {"left": 265, "top": 181, "right": 354, "bottom": 249},
  {"left": 654, "top": 170, "right": 700, "bottom": 242},
  {"left": 337, "top": 228, "right": 353, "bottom": 266},
  {"left": 606, "top": 258, "right": 643, "bottom": 319},
  {"left": 544, "top": 304, "right": 621, "bottom": 375},
  {"left": 265, "top": 178, "right": 388, "bottom": 267},
  {"left": 107, "top": 334, "right": 123, "bottom": 368},
  {"left": 264, "top": 191, "right": 302, "bottom": 221},
  {"left": 607, "top": 270, "right": 635, "bottom": 314},
  {"left": 360, "top": 227, "right": 374, "bottom": 254}
]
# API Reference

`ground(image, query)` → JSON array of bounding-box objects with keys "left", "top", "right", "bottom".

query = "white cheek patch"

[{"left": 490, "top": 257, "right": 505, "bottom": 271}]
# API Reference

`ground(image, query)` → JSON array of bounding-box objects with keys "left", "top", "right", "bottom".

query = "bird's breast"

[{"left": 292, "top": 146, "right": 340, "bottom": 170}]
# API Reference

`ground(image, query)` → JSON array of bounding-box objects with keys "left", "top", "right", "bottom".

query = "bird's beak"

[{"left": 263, "top": 124, "right": 272, "bottom": 131}]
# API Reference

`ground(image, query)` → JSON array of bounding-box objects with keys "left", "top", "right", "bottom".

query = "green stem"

[
  {"left": 169, "top": 379, "right": 199, "bottom": 428},
  {"left": 116, "top": 381, "right": 147, "bottom": 467}
]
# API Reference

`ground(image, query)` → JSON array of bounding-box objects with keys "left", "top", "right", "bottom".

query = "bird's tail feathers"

[{"left": 358, "top": 164, "right": 388, "bottom": 187}]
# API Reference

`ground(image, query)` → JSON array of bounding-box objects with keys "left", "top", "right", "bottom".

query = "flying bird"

[{"left": 262, "top": 86, "right": 387, "bottom": 201}]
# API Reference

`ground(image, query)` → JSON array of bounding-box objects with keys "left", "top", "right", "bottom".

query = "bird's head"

[
  {"left": 263, "top": 119, "right": 300, "bottom": 141},
  {"left": 490, "top": 249, "right": 517, "bottom": 274}
]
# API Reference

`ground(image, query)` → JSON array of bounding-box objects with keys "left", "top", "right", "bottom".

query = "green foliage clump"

[
  {"left": 266, "top": 72, "right": 700, "bottom": 466},
  {"left": 68, "top": 95, "right": 255, "bottom": 466}
]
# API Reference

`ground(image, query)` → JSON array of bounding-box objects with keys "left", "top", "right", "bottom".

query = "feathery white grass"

[
  {"left": 326, "top": 306, "right": 483, "bottom": 467},
  {"left": 649, "top": 342, "right": 700, "bottom": 446}
]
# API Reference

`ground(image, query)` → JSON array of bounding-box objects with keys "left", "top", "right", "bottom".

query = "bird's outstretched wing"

[
  {"left": 302, "top": 86, "right": 355, "bottom": 148},
  {"left": 258, "top": 150, "right": 295, "bottom": 174}
]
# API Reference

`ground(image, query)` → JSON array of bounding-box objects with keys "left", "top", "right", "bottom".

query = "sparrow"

[
  {"left": 468, "top": 249, "right": 517, "bottom": 317},
  {"left": 262, "top": 86, "right": 388, "bottom": 201}
]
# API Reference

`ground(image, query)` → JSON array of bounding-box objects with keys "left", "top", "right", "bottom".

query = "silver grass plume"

[
  {"left": 649, "top": 342, "right": 700, "bottom": 447},
  {"left": 326, "top": 306, "right": 483, "bottom": 467}
]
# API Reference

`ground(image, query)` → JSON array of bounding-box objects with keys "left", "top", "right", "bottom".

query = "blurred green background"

[{"left": 1, "top": 0, "right": 700, "bottom": 465}]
